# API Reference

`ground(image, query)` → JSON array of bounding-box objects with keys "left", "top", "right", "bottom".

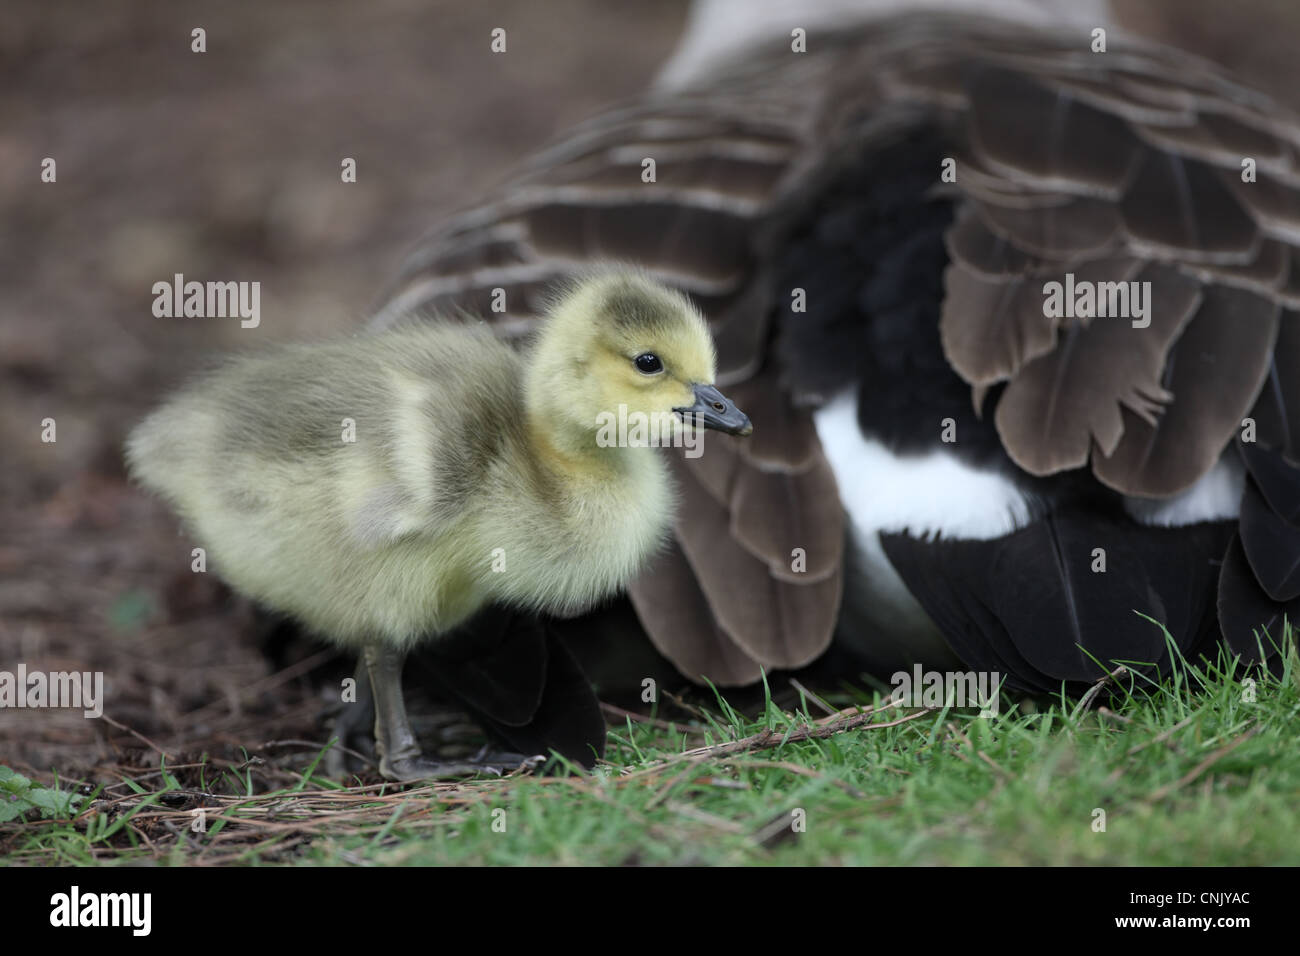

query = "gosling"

[{"left": 126, "top": 271, "right": 752, "bottom": 780}]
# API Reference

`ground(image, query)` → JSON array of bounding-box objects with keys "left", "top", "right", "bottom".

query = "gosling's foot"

[{"left": 381, "top": 750, "right": 547, "bottom": 782}]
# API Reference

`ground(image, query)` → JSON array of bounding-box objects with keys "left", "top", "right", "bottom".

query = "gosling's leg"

[
  {"left": 364, "top": 642, "right": 545, "bottom": 781},
  {"left": 326, "top": 656, "right": 377, "bottom": 778}
]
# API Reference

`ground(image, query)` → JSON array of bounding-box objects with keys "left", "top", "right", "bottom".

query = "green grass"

[{"left": 4, "top": 641, "right": 1299, "bottom": 866}]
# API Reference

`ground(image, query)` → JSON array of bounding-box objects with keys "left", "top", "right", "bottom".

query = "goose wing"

[{"left": 376, "top": 14, "right": 1300, "bottom": 682}]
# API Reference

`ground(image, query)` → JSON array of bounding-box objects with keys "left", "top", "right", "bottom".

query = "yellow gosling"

[{"left": 126, "top": 270, "right": 751, "bottom": 779}]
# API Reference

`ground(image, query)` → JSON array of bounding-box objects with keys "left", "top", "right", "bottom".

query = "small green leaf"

[
  {"left": 0, "top": 767, "right": 31, "bottom": 794},
  {"left": 0, "top": 765, "right": 85, "bottom": 822},
  {"left": 25, "top": 788, "right": 82, "bottom": 818},
  {"left": 107, "top": 589, "right": 156, "bottom": 633}
]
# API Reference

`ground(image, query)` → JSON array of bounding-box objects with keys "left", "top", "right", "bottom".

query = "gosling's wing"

[
  {"left": 376, "top": 14, "right": 1300, "bottom": 682},
  {"left": 127, "top": 344, "right": 409, "bottom": 546},
  {"left": 128, "top": 330, "right": 516, "bottom": 554}
]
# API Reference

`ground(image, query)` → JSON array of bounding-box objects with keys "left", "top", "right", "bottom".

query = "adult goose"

[{"left": 375, "top": 0, "right": 1300, "bottom": 696}]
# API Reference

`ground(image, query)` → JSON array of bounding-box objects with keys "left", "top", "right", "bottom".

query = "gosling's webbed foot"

[{"left": 381, "top": 750, "right": 547, "bottom": 782}]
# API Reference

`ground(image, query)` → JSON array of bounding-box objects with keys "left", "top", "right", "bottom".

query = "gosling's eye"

[{"left": 634, "top": 353, "right": 664, "bottom": 375}]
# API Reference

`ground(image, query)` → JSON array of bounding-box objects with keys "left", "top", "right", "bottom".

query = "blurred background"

[{"left": 2, "top": 0, "right": 1298, "bottom": 776}]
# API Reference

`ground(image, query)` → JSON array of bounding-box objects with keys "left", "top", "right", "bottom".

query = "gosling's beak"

[{"left": 675, "top": 383, "right": 753, "bottom": 436}]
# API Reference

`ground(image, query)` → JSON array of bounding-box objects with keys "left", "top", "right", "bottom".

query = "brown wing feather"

[
  {"left": 624, "top": 540, "right": 765, "bottom": 687},
  {"left": 966, "top": 68, "right": 1142, "bottom": 199},
  {"left": 942, "top": 246, "right": 1145, "bottom": 387},
  {"left": 1093, "top": 287, "right": 1280, "bottom": 495},
  {"left": 665, "top": 451, "right": 841, "bottom": 672},
  {"left": 994, "top": 264, "right": 1204, "bottom": 474}
]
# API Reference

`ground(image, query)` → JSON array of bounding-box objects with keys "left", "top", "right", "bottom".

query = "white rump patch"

[
  {"left": 812, "top": 389, "right": 1033, "bottom": 654},
  {"left": 1123, "top": 454, "right": 1243, "bottom": 527},
  {"left": 813, "top": 391, "right": 1033, "bottom": 542}
]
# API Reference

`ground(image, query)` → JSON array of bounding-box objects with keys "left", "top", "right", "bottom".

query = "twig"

[
  {"left": 1073, "top": 665, "right": 1129, "bottom": 716},
  {"left": 181, "top": 647, "right": 338, "bottom": 723},
  {"left": 100, "top": 713, "right": 171, "bottom": 760},
  {"left": 1127, "top": 713, "right": 1195, "bottom": 757},
  {"left": 627, "top": 701, "right": 936, "bottom": 774},
  {"left": 663, "top": 801, "right": 747, "bottom": 835},
  {"left": 661, "top": 690, "right": 710, "bottom": 723},
  {"left": 599, "top": 702, "right": 692, "bottom": 734},
  {"left": 644, "top": 764, "right": 698, "bottom": 810},
  {"left": 944, "top": 721, "right": 1010, "bottom": 780},
  {"left": 718, "top": 758, "right": 866, "bottom": 798},
  {"left": 1144, "top": 724, "right": 1260, "bottom": 803}
]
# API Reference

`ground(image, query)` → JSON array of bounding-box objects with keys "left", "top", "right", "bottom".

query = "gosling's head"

[{"left": 527, "top": 270, "right": 752, "bottom": 446}]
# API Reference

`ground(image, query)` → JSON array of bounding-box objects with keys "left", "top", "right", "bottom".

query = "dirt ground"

[{"left": 3, "top": 0, "right": 1299, "bottom": 786}]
